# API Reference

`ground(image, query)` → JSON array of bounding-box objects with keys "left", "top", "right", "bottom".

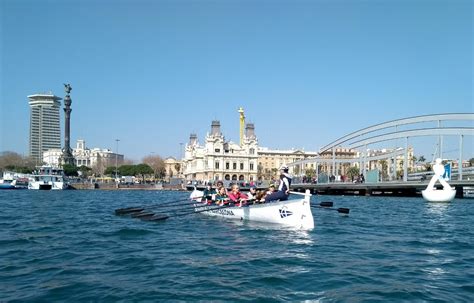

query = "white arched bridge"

[{"left": 289, "top": 113, "right": 474, "bottom": 197}]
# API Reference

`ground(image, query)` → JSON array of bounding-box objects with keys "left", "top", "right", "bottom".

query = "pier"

[{"left": 290, "top": 180, "right": 474, "bottom": 198}]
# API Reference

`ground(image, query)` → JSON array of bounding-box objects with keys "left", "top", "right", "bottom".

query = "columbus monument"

[{"left": 59, "top": 83, "right": 75, "bottom": 166}]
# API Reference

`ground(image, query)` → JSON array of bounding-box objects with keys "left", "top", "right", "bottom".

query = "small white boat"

[
  {"left": 28, "top": 166, "right": 68, "bottom": 190},
  {"left": 0, "top": 172, "right": 28, "bottom": 190},
  {"left": 190, "top": 189, "right": 314, "bottom": 230},
  {"left": 0, "top": 179, "right": 17, "bottom": 189}
]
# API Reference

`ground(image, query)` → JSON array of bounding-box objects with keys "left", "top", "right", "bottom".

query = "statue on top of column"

[{"left": 64, "top": 83, "right": 72, "bottom": 95}]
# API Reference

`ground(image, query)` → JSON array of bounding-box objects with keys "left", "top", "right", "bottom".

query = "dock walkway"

[{"left": 290, "top": 180, "right": 474, "bottom": 198}]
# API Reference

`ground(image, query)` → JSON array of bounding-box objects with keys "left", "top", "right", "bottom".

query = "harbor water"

[{"left": 1, "top": 190, "right": 473, "bottom": 302}]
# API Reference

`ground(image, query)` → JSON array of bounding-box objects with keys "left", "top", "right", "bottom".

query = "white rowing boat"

[{"left": 190, "top": 189, "right": 314, "bottom": 230}]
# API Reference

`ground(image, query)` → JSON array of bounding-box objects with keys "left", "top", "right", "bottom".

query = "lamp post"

[
  {"left": 151, "top": 152, "right": 156, "bottom": 182},
  {"left": 179, "top": 142, "right": 184, "bottom": 177},
  {"left": 115, "top": 139, "right": 120, "bottom": 183}
]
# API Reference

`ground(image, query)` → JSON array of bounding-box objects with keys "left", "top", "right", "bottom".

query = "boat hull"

[
  {"left": 0, "top": 179, "right": 27, "bottom": 190},
  {"left": 0, "top": 184, "right": 16, "bottom": 190},
  {"left": 28, "top": 180, "right": 67, "bottom": 190},
  {"left": 28, "top": 165, "right": 68, "bottom": 190},
  {"left": 422, "top": 189, "right": 456, "bottom": 203},
  {"left": 191, "top": 190, "right": 314, "bottom": 230}
]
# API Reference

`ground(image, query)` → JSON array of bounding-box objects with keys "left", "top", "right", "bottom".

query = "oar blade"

[
  {"left": 115, "top": 207, "right": 145, "bottom": 215},
  {"left": 319, "top": 201, "right": 334, "bottom": 207},
  {"left": 131, "top": 212, "right": 155, "bottom": 218},
  {"left": 337, "top": 208, "right": 350, "bottom": 214},
  {"left": 141, "top": 214, "right": 169, "bottom": 221}
]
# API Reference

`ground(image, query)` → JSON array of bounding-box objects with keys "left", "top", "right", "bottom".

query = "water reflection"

[
  {"left": 424, "top": 202, "right": 450, "bottom": 215},
  {"left": 241, "top": 221, "right": 315, "bottom": 246}
]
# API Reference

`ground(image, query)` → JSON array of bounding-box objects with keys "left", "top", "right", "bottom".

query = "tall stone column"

[{"left": 60, "top": 83, "right": 75, "bottom": 166}]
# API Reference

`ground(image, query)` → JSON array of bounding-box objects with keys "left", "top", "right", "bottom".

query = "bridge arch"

[{"left": 289, "top": 113, "right": 474, "bottom": 182}]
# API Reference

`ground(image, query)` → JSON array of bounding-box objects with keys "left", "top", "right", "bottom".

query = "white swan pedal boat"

[
  {"left": 190, "top": 189, "right": 314, "bottom": 230},
  {"left": 421, "top": 188, "right": 456, "bottom": 203}
]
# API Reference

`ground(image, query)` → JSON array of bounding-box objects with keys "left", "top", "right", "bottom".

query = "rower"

[
  {"left": 228, "top": 184, "right": 248, "bottom": 207},
  {"left": 264, "top": 165, "right": 292, "bottom": 202},
  {"left": 215, "top": 186, "right": 228, "bottom": 205},
  {"left": 247, "top": 185, "right": 258, "bottom": 204},
  {"left": 201, "top": 182, "right": 217, "bottom": 204}
]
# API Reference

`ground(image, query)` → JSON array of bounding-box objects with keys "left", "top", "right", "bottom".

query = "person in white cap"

[{"left": 264, "top": 165, "right": 292, "bottom": 202}]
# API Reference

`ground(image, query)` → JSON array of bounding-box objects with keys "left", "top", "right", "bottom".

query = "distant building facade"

[
  {"left": 43, "top": 139, "right": 123, "bottom": 174},
  {"left": 257, "top": 148, "right": 319, "bottom": 180},
  {"left": 182, "top": 121, "right": 259, "bottom": 182},
  {"left": 28, "top": 93, "right": 62, "bottom": 164},
  {"left": 317, "top": 147, "right": 359, "bottom": 176},
  {"left": 366, "top": 147, "right": 415, "bottom": 178},
  {"left": 182, "top": 121, "right": 365, "bottom": 182},
  {"left": 164, "top": 157, "right": 182, "bottom": 181},
  {"left": 181, "top": 119, "right": 418, "bottom": 182}
]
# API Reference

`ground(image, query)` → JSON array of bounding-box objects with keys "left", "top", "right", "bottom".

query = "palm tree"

[
  {"left": 271, "top": 168, "right": 278, "bottom": 177},
  {"left": 257, "top": 163, "right": 264, "bottom": 180},
  {"left": 174, "top": 163, "right": 181, "bottom": 177},
  {"left": 305, "top": 168, "right": 316, "bottom": 179},
  {"left": 293, "top": 165, "right": 300, "bottom": 176},
  {"left": 347, "top": 166, "right": 360, "bottom": 182},
  {"left": 379, "top": 159, "right": 388, "bottom": 181},
  {"left": 424, "top": 163, "right": 431, "bottom": 171}
]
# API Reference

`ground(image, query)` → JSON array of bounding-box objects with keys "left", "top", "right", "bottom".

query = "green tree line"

[{"left": 104, "top": 163, "right": 155, "bottom": 178}]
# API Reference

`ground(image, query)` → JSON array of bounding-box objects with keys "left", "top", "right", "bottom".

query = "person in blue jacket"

[{"left": 264, "top": 165, "right": 292, "bottom": 202}]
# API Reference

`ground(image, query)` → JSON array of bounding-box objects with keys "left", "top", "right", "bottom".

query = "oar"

[
  {"left": 319, "top": 201, "right": 334, "bottom": 207},
  {"left": 140, "top": 204, "right": 234, "bottom": 222},
  {"left": 115, "top": 207, "right": 145, "bottom": 215},
  {"left": 131, "top": 211, "right": 155, "bottom": 219},
  {"left": 115, "top": 196, "right": 203, "bottom": 215},
  {"left": 311, "top": 204, "right": 350, "bottom": 214},
  {"left": 151, "top": 198, "right": 234, "bottom": 214},
  {"left": 148, "top": 201, "right": 220, "bottom": 213},
  {"left": 128, "top": 202, "right": 223, "bottom": 220},
  {"left": 311, "top": 202, "right": 335, "bottom": 208}
]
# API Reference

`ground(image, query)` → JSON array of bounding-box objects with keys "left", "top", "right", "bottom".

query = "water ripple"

[{"left": 0, "top": 191, "right": 473, "bottom": 302}]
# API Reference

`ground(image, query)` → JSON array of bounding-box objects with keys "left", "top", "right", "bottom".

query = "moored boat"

[
  {"left": 0, "top": 172, "right": 28, "bottom": 190},
  {"left": 28, "top": 166, "right": 68, "bottom": 190},
  {"left": 0, "top": 179, "right": 17, "bottom": 189},
  {"left": 190, "top": 189, "right": 314, "bottom": 230}
]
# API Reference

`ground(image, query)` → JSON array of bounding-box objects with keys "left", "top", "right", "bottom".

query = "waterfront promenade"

[
  {"left": 182, "top": 180, "right": 474, "bottom": 198},
  {"left": 70, "top": 178, "right": 474, "bottom": 198},
  {"left": 71, "top": 182, "right": 184, "bottom": 191},
  {"left": 291, "top": 180, "right": 474, "bottom": 198}
]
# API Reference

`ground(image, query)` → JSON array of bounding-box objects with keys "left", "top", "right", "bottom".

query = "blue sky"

[{"left": 1, "top": 0, "right": 473, "bottom": 162}]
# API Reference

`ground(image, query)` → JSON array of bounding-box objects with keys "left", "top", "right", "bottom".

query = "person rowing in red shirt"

[{"left": 227, "top": 184, "right": 248, "bottom": 207}]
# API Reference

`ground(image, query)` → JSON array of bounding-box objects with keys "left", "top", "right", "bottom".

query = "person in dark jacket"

[{"left": 201, "top": 182, "right": 216, "bottom": 203}]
